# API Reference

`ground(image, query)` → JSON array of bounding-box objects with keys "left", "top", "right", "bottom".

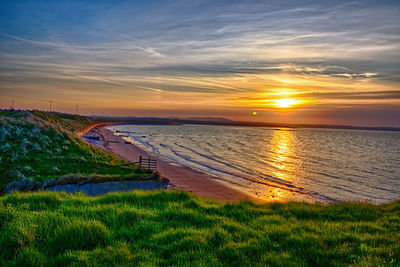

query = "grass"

[
  {"left": 29, "top": 110, "right": 96, "bottom": 132},
  {"left": 1, "top": 110, "right": 399, "bottom": 266},
  {"left": 0, "top": 111, "right": 154, "bottom": 192},
  {"left": 0, "top": 191, "right": 399, "bottom": 266}
]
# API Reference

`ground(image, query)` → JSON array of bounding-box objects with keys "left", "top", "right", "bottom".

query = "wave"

[
  {"left": 168, "top": 147, "right": 336, "bottom": 202},
  {"left": 107, "top": 125, "right": 400, "bottom": 203}
]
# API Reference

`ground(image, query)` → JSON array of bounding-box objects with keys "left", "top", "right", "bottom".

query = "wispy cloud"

[{"left": 0, "top": 0, "right": 399, "bottom": 125}]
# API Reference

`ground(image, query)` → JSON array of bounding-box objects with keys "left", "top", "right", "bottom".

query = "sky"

[{"left": 0, "top": 0, "right": 399, "bottom": 126}]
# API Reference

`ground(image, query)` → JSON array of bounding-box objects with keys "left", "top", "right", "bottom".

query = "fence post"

[{"left": 139, "top": 156, "right": 142, "bottom": 168}]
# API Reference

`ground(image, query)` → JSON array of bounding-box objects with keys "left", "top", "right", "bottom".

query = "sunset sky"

[{"left": 1, "top": 0, "right": 399, "bottom": 126}]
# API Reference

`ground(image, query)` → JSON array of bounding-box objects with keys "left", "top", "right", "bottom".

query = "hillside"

[{"left": 0, "top": 110, "right": 155, "bottom": 193}]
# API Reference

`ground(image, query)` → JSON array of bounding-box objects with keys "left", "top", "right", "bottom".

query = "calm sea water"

[{"left": 108, "top": 124, "right": 400, "bottom": 203}]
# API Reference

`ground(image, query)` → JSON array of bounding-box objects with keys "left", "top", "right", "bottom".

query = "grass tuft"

[{"left": 49, "top": 219, "right": 110, "bottom": 254}]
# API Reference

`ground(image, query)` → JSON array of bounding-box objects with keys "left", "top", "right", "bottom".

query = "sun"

[{"left": 274, "top": 98, "right": 296, "bottom": 108}]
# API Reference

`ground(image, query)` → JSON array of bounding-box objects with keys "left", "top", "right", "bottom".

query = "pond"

[{"left": 45, "top": 179, "right": 168, "bottom": 196}]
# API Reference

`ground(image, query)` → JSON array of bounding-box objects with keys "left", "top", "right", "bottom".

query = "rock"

[
  {"left": 4, "top": 177, "right": 41, "bottom": 194},
  {"left": 41, "top": 178, "right": 58, "bottom": 189}
]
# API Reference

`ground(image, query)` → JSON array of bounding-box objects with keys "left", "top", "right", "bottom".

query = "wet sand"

[{"left": 81, "top": 124, "right": 263, "bottom": 203}]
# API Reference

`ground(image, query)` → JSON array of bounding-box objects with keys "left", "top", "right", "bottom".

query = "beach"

[
  {"left": 82, "top": 123, "right": 400, "bottom": 204},
  {"left": 83, "top": 124, "right": 264, "bottom": 203}
]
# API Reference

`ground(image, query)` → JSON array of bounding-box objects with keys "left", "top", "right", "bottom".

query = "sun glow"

[{"left": 274, "top": 98, "right": 296, "bottom": 108}]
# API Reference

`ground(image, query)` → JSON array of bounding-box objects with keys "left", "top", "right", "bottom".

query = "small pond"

[{"left": 46, "top": 180, "right": 168, "bottom": 196}]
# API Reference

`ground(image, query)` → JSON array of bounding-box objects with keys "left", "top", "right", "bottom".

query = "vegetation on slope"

[
  {"left": 0, "top": 111, "right": 153, "bottom": 192},
  {"left": 29, "top": 110, "right": 96, "bottom": 132},
  {"left": 0, "top": 191, "right": 399, "bottom": 266}
]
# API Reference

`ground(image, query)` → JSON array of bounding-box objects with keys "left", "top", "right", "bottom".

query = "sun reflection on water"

[
  {"left": 261, "top": 128, "right": 295, "bottom": 201},
  {"left": 270, "top": 129, "right": 293, "bottom": 179}
]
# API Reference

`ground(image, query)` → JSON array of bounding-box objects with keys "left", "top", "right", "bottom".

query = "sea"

[{"left": 108, "top": 124, "right": 400, "bottom": 203}]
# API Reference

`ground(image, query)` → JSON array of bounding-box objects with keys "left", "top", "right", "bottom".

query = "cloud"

[
  {"left": 234, "top": 90, "right": 400, "bottom": 101},
  {"left": 0, "top": 0, "right": 399, "bottom": 126},
  {"left": 304, "top": 90, "right": 400, "bottom": 100}
]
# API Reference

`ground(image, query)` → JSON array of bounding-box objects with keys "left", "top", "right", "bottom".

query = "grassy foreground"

[
  {"left": 0, "top": 191, "right": 399, "bottom": 266},
  {"left": 0, "top": 111, "right": 154, "bottom": 192}
]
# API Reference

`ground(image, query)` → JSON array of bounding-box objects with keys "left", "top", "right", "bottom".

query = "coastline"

[{"left": 82, "top": 124, "right": 264, "bottom": 203}]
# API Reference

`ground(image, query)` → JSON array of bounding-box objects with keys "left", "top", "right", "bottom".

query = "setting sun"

[{"left": 274, "top": 98, "right": 296, "bottom": 108}]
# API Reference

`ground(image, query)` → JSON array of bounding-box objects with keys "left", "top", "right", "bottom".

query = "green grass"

[
  {"left": 29, "top": 110, "right": 96, "bottom": 132},
  {"left": 0, "top": 191, "right": 399, "bottom": 266},
  {"left": 1, "top": 110, "right": 399, "bottom": 266},
  {"left": 0, "top": 111, "right": 153, "bottom": 192}
]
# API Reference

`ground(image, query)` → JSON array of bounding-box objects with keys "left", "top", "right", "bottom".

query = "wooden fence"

[
  {"left": 121, "top": 156, "right": 157, "bottom": 170},
  {"left": 138, "top": 156, "right": 157, "bottom": 170}
]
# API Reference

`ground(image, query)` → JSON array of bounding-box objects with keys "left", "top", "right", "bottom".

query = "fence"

[
  {"left": 121, "top": 156, "right": 157, "bottom": 170},
  {"left": 139, "top": 156, "right": 157, "bottom": 170}
]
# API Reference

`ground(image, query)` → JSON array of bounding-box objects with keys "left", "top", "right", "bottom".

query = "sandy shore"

[{"left": 83, "top": 125, "right": 264, "bottom": 203}]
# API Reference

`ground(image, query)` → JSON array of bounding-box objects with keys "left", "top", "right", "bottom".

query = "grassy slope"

[
  {"left": 29, "top": 110, "right": 96, "bottom": 132},
  {"left": 0, "top": 191, "right": 399, "bottom": 266},
  {"left": 0, "top": 111, "right": 152, "bottom": 192}
]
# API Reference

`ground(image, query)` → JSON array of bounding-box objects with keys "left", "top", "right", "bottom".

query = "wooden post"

[{"left": 139, "top": 156, "right": 142, "bottom": 168}]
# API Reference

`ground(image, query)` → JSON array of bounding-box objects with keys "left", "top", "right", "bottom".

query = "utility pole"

[
  {"left": 48, "top": 100, "right": 53, "bottom": 112},
  {"left": 76, "top": 105, "right": 79, "bottom": 114},
  {"left": 11, "top": 100, "right": 14, "bottom": 110}
]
